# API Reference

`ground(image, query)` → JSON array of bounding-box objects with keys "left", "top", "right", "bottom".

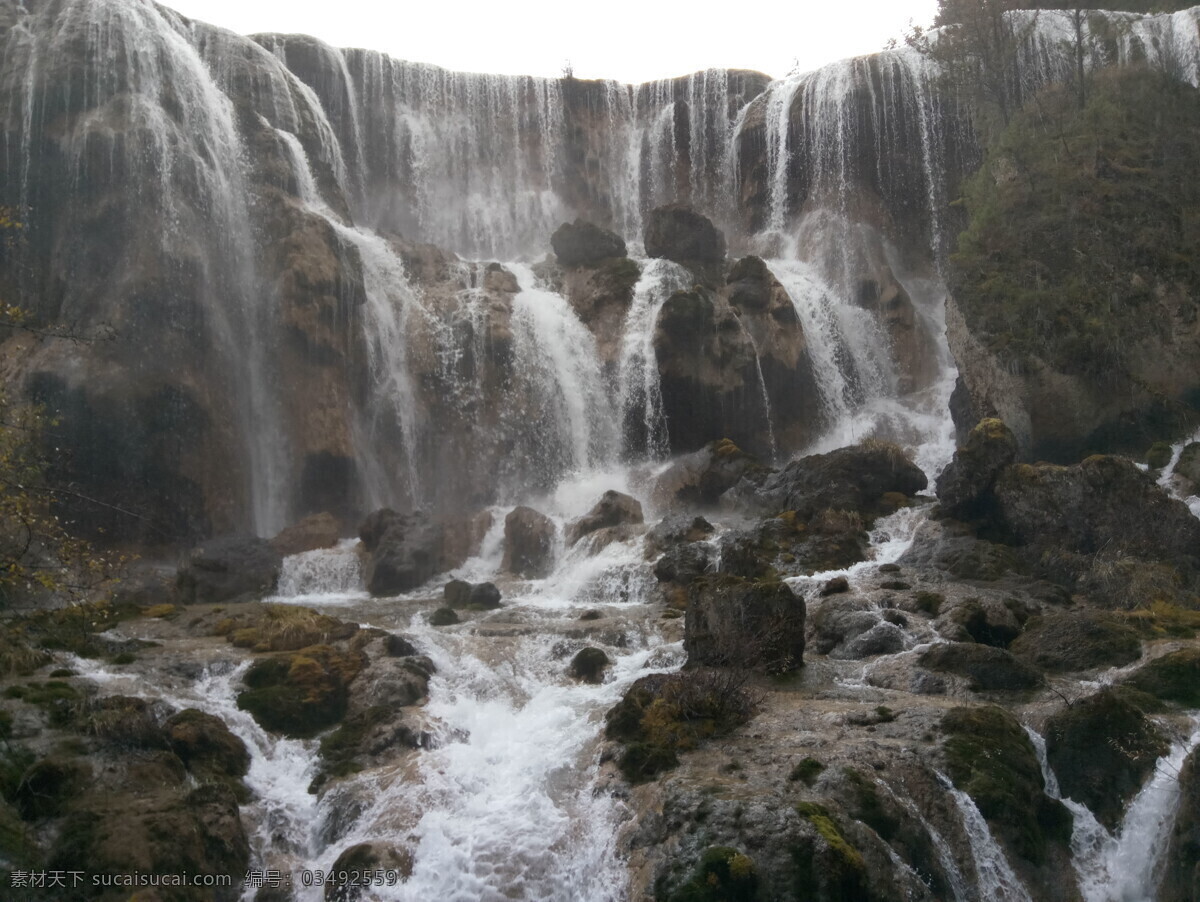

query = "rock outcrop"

[{"left": 175, "top": 535, "right": 283, "bottom": 605}]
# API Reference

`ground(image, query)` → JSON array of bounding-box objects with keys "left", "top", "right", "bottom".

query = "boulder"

[
  {"left": 1175, "top": 441, "right": 1200, "bottom": 491},
  {"left": 899, "top": 519, "right": 1024, "bottom": 581},
  {"left": 164, "top": 709, "right": 251, "bottom": 781},
  {"left": 652, "top": 439, "right": 766, "bottom": 510},
  {"left": 566, "top": 490, "right": 644, "bottom": 546},
  {"left": 644, "top": 205, "right": 726, "bottom": 266},
  {"left": 550, "top": 219, "right": 627, "bottom": 267},
  {"left": 748, "top": 441, "right": 928, "bottom": 520},
  {"left": 1121, "top": 648, "right": 1200, "bottom": 708},
  {"left": 326, "top": 843, "right": 415, "bottom": 901},
  {"left": 236, "top": 647, "right": 362, "bottom": 738},
  {"left": 175, "top": 534, "right": 282, "bottom": 605},
  {"left": 918, "top": 642, "right": 1043, "bottom": 691},
  {"left": 652, "top": 542, "right": 714, "bottom": 587},
  {"left": 821, "top": 576, "right": 850, "bottom": 596},
  {"left": 270, "top": 512, "right": 343, "bottom": 557},
  {"left": 644, "top": 515, "right": 715, "bottom": 557},
  {"left": 363, "top": 518, "right": 445, "bottom": 596},
  {"left": 443, "top": 579, "right": 472, "bottom": 608},
  {"left": 429, "top": 607, "right": 459, "bottom": 626},
  {"left": 838, "top": 622, "right": 907, "bottom": 659},
  {"left": 1009, "top": 611, "right": 1141, "bottom": 673},
  {"left": 1045, "top": 688, "right": 1169, "bottom": 830},
  {"left": 568, "top": 647, "right": 611, "bottom": 683},
  {"left": 358, "top": 508, "right": 404, "bottom": 552},
  {"left": 502, "top": 506, "right": 557, "bottom": 578},
  {"left": 1161, "top": 748, "right": 1200, "bottom": 902},
  {"left": 935, "top": 418, "right": 1018, "bottom": 519},
  {"left": 685, "top": 576, "right": 805, "bottom": 673},
  {"left": 809, "top": 596, "right": 879, "bottom": 656},
  {"left": 469, "top": 582, "right": 502, "bottom": 610}
]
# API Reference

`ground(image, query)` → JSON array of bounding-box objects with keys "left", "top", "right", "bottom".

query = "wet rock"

[
  {"left": 747, "top": 441, "right": 927, "bottom": 520},
  {"left": 899, "top": 519, "right": 1024, "bottom": 581},
  {"left": 566, "top": 490, "right": 644, "bottom": 546},
  {"left": 809, "top": 596, "right": 879, "bottom": 656},
  {"left": 1161, "top": 748, "right": 1200, "bottom": 902},
  {"left": 837, "top": 622, "right": 906, "bottom": 659},
  {"left": 175, "top": 534, "right": 283, "bottom": 605},
  {"left": 358, "top": 508, "right": 404, "bottom": 553},
  {"left": 918, "top": 642, "right": 1043, "bottom": 692},
  {"left": 644, "top": 204, "right": 726, "bottom": 268},
  {"left": 568, "top": 647, "right": 611, "bottom": 683},
  {"left": 383, "top": 634, "right": 418, "bottom": 657},
  {"left": 429, "top": 607, "right": 459, "bottom": 626},
  {"left": 164, "top": 709, "right": 250, "bottom": 782},
  {"left": 236, "top": 647, "right": 362, "bottom": 738},
  {"left": 314, "top": 707, "right": 427, "bottom": 792},
  {"left": 362, "top": 516, "right": 443, "bottom": 596},
  {"left": 270, "top": 512, "right": 343, "bottom": 557},
  {"left": 550, "top": 218, "right": 627, "bottom": 267},
  {"left": 217, "top": 604, "right": 359, "bottom": 652},
  {"left": 1121, "top": 648, "right": 1200, "bottom": 707},
  {"left": 13, "top": 757, "right": 92, "bottom": 820},
  {"left": 935, "top": 418, "right": 1017, "bottom": 519},
  {"left": 644, "top": 515, "right": 714, "bottom": 557},
  {"left": 502, "top": 506, "right": 557, "bottom": 578},
  {"left": 821, "top": 576, "right": 849, "bottom": 596},
  {"left": 1045, "top": 687, "right": 1169, "bottom": 830},
  {"left": 1175, "top": 441, "right": 1200, "bottom": 491},
  {"left": 685, "top": 576, "right": 804, "bottom": 673},
  {"left": 1009, "top": 611, "right": 1141, "bottom": 673},
  {"left": 941, "top": 597, "right": 1022, "bottom": 648},
  {"left": 942, "top": 706, "right": 1072, "bottom": 865},
  {"left": 651, "top": 440, "right": 766, "bottom": 510},
  {"left": 443, "top": 579, "right": 472, "bottom": 608},
  {"left": 326, "top": 843, "right": 414, "bottom": 900},
  {"left": 469, "top": 582, "right": 502, "bottom": 609},
  {"left": 653, "top": 542, "right": 714, "bottom": 589}
]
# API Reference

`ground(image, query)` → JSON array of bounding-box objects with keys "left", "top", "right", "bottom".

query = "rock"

[
  {"left": 1009, "top": 611, "right": 1141, "bottom": 673},
  {"left": 1147, "top": 441, "right": 1173, "bottom": 469},
  {"left": 502, "top": 506, "right": 557, "bottom": 578},
  {"left": 935, "top": 418, "right": 1018, "bottom": 519},
  {"left": 685, "top": 576, "right": 805, "bottom": 673},
  {"left": 568, "top": 647, "right": 611, "bottom": 683},
  {"left": 13, "top": 757, "right": 92, "bottom": 820},
  {"left": 164, "top": 709, "right": 251, "bottom": 781},
  {"left": 270, "top": 512, "right": 343, "bottom": 556},
  {"left": 443, "top": 579, "right": 472, "bottom": 608},
  {"left": 1161, "top": 748, "right": 1200, "bottom": 902},
  {"left": 652, "top": 542, "right": 714, "bottom": 588},
  {"left": 942, "top": 597, "right": 1022, "bottom": 648},
  {"left": 358, "top": 508, "right": 404, "bottom": 553},
  {"left": 748, "top": 441, "right": 928, "bottom": 520},
  {"left": 175, "top": 534, "right": 283, "bottom": 605},
  {"left": 899, "top": 519, "right": 1024, "bottom": 581},
  {"left": 644, "top": 204, "right": 726, "bottom": 267},
  {"left": 326, "top": 843, "right": 414, "bottom": 901},
  {"left": 821, "top": 576, "right": 850, "bottom": 596},
  {"left": 1045, "top": 687, "right": 1169, "bottom": 830},
  {"left": 360, "top": 511, "right": 478, "bottom": 596},
  {"left": 644, "top": 515, "right": 714, "bottom": 557},
  {"left": 383, "top": 634, "right": 418, "bottom": 657},
  {"left": 566, "top": 490, "right": 644, "bottom": 546},
  {"left": 429, "top": 607, "right": 459, "bottom": 626},
  {"left": 1175, "top": 441, "right": 1200, "bottom": 491},
  {"left": 469, "top": 582, "right": 502, "bottom": 609},
  {"left": 837, "top": 622, "right": 906, "bottom": 659},
  {"left": 652, "top": 439, "right": 766, "bottom": 510},
  {"left": 236, "top": 647, "right": 362, "bottom": 738},
  {"left": 918, "top": 642, "right": 1044, "bottom": 691},
  {"left": 1121, "top": 648, "right": 1200, "bottom": 707},
  {"left": 941, "top": 706, "right": 1072, "bottom": 866},
  {"left": 550, "top": 219, "right": 627, "bottom": 266},
  {"left": 809, "top": 596, "right": 880, "bottom": 656}
]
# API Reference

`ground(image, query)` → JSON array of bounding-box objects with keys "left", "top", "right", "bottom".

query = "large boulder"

[
  {"left": 652, "top": 440, "right": 767, "bottom": 510},
  {"left": 747, "top": 441, "right": 928, "bottom": 519},
  {"left": 1045, "top": 687, "right": 1169, "bottom": 830},
  {"left": 1121, "top": 648, "right": 1200, "bottom": 708},
  {"left": 163, "top": 709, "right": 251, "bottom": 783},
  {"left": 1009, "top": 611, "right": 1141, "bottom": 673},
  {"left": 935, "top": 418, "right": 1018, "bottom": 519},
  {"left": 359, "top": 509, "right": 485, "bottom": 596},
  {"left": 565, "top": 490, "right": 644, "bottom": 546},
  {"left": 918, "top": 642, "right": 1044, "bottom": 692},
  {"left": 175, "top": 535, "right": 282, "bottom": 605},
  {"left": 685, "top": 576, "right": 805, "bottom": 673},
  {"left": 1161, "top": 748, "right": 1200, "bottom": 902},
  {"left": 270, "top": 512, "right": 343, "bottom": 557},
  {"left": 236, "top": 646, "right": 363, "bottom": 738},
  {"left": 1175, "top": 441, "right": 1200, "bottom": 492},
  {"left": 550, "top": 219, "right": 627, "bottom": 267},
  {"left": 502, "top": 506, "right": 557, "bottom": 578},
  {"left": 644, "top": 205, "right": 726, "bottom": 268}
]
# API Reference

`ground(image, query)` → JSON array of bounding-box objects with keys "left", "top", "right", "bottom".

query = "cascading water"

[{"left": 937, "top": 772, "right": 1035, "bottom": 902}]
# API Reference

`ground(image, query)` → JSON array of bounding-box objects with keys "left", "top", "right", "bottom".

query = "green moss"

[
  {"left": 312, "top": 705, "right": 392, "bottom": 789},
  {"left": 1146, "top": 441, "right": 1174, "bottom": 470},
  {"left": 943, "top": 706, "right": 1072, "bottom": 865},
  {"left": 795, "top": 803, "right": 865, "bottom": 871},
  {"left": 1122, "top": 648, "right": 1200, "bottom": 707},
  {"left": 665, "top": 847, "right": 757, "bottom": 902},
  {"left": 236, "top": 647, "right": 361, "bottom": 738},
  {"left": 789, "top": 757, "right": 825, "bottom": 786},
  {"left": 842, "top": 768, "right": 900, "bottom": 840}
]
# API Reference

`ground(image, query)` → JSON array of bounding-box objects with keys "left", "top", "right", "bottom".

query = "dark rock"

[
  {"left": 550, "top": 219, "right": 627, "bottom": 267},
  {"left": 821, "top": 576, "right": 850, "bottom": 596},
  {"left": 935, "top": 418, "right": 1018, "bottom": 519},
  {"left": 1009, "top": 611, "right": 1141, "bottom": 673},
  {"left": 1121, "top": 648, "right": 1200, "bottom": 707},
  {"left": 748, "top": 441, "right": 928, "bottom": 520},
  {"left": 1175, "top": 441, "right": 1200, "bottom": 491},
  {"left": 326, "top": 843, "right": 414, "bottom": 901},
  {"left": 944, "top": 598, "right": 1022, "bottom": 648},
  {"left": 502, "top": 506, "right": 557, "bottom": 578},
  {"left": 443, "top": 579, "right": 472, "bottom": 608},
  {"left": 644, "top": 204, "right": 726, "bottom": 266},
  {"left": 809, "top": 596, "right": 879, "bottom": 656},
  {"left": 236, "top": 647, "right": 361, "bottom": 738},
  {"left": 918, "top": 642, "right": 1044, "bottom": 691},
  {"left": 838, "top": 622, "right": 906, "bottom": 659},
  {"left": 568, "top": 647, "right": 611, "bottom": 683},
  {"left": 164, "top": 709, "right": 250, "bottom": 781},
  {"left": 685, "top": 576, "right": 804, "bottom": 673},
  {"left": 14, "top": 757, "right": 92, "bottom": 820},
  {"left": 362, "top": 516, "right": 445, "bottom": 596},
  {"left": 358, "top": 508, "right": 403, "bottom": 553},
  {"left": 270, "top": 512, "right": 343, "bottom": 557},
  {"left": 176, "top": 534, "right": 282, "bottom": 605},
  {"left": 1045, "top": 687, "right": 1169, "bottom": 830},
  {"left": 644, "top": 515, "right": 715, "bottom": 557},
  {"left": 899, "top": 519, "right": 1024, "bottom": 581},
  {"left": 1146, "top": 441, "right": 1173, "bottom": 469},
  {"left": 566, "top": 490, "right": 644, "bottom": 546},
  {"left": 429, "top": 607, "right": 459, "bottom": 626},
  {"left": 652, "top": 440, "right": 766, "bottom": 510},
  {"left": 1161, "top": 748, "right": 1200, "bottom": 902},
  {"left": 653, "top": 542, "right": 714, "bottom": 587},
  {"left": 383, "top": 634, "right": 418, "bottom": 657},
  {"left": 469, "top": 582, "right": 502, "bottom": 609},
  {"left": 579, "top": 610, "right": 602, "bottom": 621},
  {"left": 877, "top": 563, "right": 902, "bottom": 573}
]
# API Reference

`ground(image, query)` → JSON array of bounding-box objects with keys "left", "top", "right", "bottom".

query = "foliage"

[
  {"left": 950, "top": 68, "right": 1200, "bottom": 377},
  {"left": 664, "top": 847, "right": 758, "bottom": 902}
]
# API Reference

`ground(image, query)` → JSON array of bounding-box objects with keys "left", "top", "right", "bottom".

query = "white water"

[{"left": 937, "top": 772, "right": 1035, "bottom": 902}]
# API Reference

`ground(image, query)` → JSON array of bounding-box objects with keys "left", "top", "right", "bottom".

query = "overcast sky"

[{"left": 161, "top": 0, "right": 941, "bottom": 83}]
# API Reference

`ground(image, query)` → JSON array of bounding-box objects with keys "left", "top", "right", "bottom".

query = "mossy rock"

[
  {"left": 841, "top": 768, "right": 900, "bottom": 841},
  {"left": 164, "top": 709, "right": 250, "bottom": 782},
  {"left": 568, "top": 647, "right": 610, "bottom": 683},
  {"left": 12, "top": 756, "right": 92, "bottom": 820},
  {"left": 789, "top": 757, "right": 825, "bottom": 786},
  {"left": 1146, "top": 441, "right": 1173, "bottom": 470},
  {"left": 429, "top": 607, "right": 459, "bottom": 626},
  {"left": 237, "top": 646, "right": 362, "bottom": 738},
  {"left": 665, "top": 846, "right": 758, "bottom": 902},
  {"left": 1121, "top": 648, "right": 1200, "bottom": 708},
  {"left": 942, "top": 706, "right": 1071, "bottom": 865},
  {"left": 1045, "top": 687, "right": 1169, "bottom": 830},
  {"left": 327, "top": 842, "right": 415, "bottom": 900},
  {"left": 75, "top": 695, "right": 169, "bottom": 750},
  {"left": 1010, "top": 610, "right": 1141, "bottom": 673},
  {"left": 792, "top": 803, "right": 872, "bottom": 901},
  {"left": 919, "top": 642, "right": 1044, "bottom": 691},
  {"left": 217, "top": 604, "right": 358, "bottom": 652}
]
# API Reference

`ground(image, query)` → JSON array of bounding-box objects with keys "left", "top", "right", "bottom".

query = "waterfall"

[{"left": 937, "top": 772, "right": 1034, "bottom": 902}]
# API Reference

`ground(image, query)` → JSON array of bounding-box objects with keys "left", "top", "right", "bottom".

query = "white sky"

[{"left": 161, "top": 0, "right": 941, "bottom": 83}]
